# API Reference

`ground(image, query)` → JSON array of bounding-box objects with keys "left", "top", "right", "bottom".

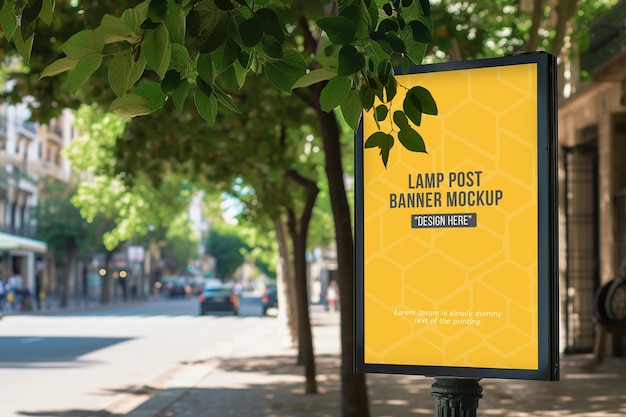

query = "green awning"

[{"left": 0, "top": 232, "right": 47, "bottom": 253}]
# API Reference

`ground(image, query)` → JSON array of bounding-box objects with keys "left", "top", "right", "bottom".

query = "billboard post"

[{"left": 354, "top": 52, "right": 559, "bottom": 414}]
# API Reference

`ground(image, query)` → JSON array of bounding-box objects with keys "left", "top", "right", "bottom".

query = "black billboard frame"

[{"left": 354, "top": 52, "right": 559, "bottom": 381}]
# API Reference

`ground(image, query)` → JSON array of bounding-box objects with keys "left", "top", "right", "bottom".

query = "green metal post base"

[{"left": 431, "top": 378, "right": 483, "bottom": 417}]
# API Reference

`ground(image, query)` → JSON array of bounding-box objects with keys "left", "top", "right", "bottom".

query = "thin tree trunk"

[
  {"left": 275, "top": 215, "right": 298, "bottom": 348},
  {"left": 526, "top": 0, "right": 544, "bottom": 51},
  {"left": 287, "top": 169, "right": 319, "bottom": 394},
  {"left": 59, "top": 248, "right": 78, "bottom": 308},
  {"left": 312, "top": 84, "right": 371, "bottom": 417},
  {"left": 296, "top": 10, "right": 371, "bottom": 417},
  {"left": 550, "top": 0, "right": 577, "bottom": 56}
]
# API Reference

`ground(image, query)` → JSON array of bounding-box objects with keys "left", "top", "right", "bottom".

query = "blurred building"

[
  {"left": 558, "top": 0, "right": 626, "bottom": 353},
  {"left": 0, "top": 101, "right": 74, "bottom": 300}
]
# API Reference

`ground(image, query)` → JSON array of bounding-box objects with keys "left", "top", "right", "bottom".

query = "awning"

[{"left": 0, "top": 232, "right": 47, "bottom": 253}]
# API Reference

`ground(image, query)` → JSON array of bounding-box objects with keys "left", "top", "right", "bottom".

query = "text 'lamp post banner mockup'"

[{"left": 355, "top": 53, "right": 559, "bottom": 381}]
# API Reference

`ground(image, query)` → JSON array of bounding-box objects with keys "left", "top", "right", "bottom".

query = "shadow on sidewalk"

[{"left": 151, "top": 352, "right": 626, "bottom": 417}]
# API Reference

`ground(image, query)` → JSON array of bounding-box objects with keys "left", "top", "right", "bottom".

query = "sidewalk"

[{"left": 122, "top": 304, "right": 626, "bottom": 417}]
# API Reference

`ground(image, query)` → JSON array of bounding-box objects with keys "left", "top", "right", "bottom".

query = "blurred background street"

[{"left": 2, "top": 297, "right": 626, "bottom": 417}]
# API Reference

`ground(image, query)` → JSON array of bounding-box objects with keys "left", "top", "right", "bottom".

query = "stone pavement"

[
  {"left": 120, "top": 304, "right": 626, "bottom": 417},
  {"left": 7, "top": 297, "right": 626, "bottom": 416}
]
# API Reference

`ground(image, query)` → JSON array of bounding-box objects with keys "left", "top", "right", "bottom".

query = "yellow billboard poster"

[{"left": 355, "top": 53, "right": 559, "bottom": 380}]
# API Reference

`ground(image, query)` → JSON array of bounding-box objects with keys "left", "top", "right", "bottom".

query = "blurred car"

[
  {"left": 261, "top": 285, "right": 278, "bottom": 315},
  {"left": 167, "top": 282, "right": 187, "bottom": 298},
  {"left": 199, "top": 286, "right": 239, "bottom": 315}
]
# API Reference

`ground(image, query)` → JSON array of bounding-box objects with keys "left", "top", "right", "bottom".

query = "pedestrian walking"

[{"left": 326, "top": 280, "right": 339, "bottom": 313}]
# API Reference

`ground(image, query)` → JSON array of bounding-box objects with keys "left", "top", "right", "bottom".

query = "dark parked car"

[
  {"left": 261, "top": 285, "right": 278, "bottom": 315},
  {"left": 199, "top": 286, "right": 239, "bottom": 315}
]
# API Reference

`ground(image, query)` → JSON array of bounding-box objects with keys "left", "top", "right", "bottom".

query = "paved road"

[{"left": 0, "top": 296, "right": 272, "bottom": 417}]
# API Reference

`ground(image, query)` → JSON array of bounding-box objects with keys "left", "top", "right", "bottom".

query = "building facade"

[
  {"left": 0, "top": 102, "right": 74, "bottom": 304},
  {"left": 558, "top": 0, "right": 626, "bottom": 353}
]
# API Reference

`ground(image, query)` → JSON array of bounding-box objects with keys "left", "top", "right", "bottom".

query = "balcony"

[{"left": 586, "top": 0, "right": 626, "bottom": 81}]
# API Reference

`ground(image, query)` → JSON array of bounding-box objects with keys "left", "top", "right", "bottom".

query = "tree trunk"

[
  {"left": 312, "top": 84, "right": 371, "bottom": 417},
  {"left": 550, "top": 0, "right": 577, "bottom": 56},
  {"left": 59, "top": 248, "right": 78, "bottom": 308},
  {"left": 275, "top": 215, "right": 298, "bottom": 348},
  {"left": 525, "top": 0, "right": 544, "bottom": 52},
  {"left": 296, "top": 11, "right": 370, "bottom": 416},
  {"left": 287, "top": 169, "right": 320, "bottom": 394},
  {"left": 58, "top": 260, "right": 70, "bottom": 308}
]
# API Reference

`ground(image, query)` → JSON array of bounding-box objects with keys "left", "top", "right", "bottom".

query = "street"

[{"left": 0, "top": 296, "right": 274, "bottom": 417}]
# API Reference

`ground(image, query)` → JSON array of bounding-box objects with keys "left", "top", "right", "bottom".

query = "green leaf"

[
  {"left": 408, "top": 20, "right": 433, "bottom": 44},
  {"left": 165, "top": 2, "right": 185, "bottom": 44},
  {"left": 378, "top": 60, "right": 392, "bottom": 87},
  {"left": 317, "top": 16, "right": 356, "bottom": 45},
  {"left": 40, "top": 57, "right": 77, "bottom": 78},
  {"left": 364, "top": 131, "right": 394, "bottom": 168},
  {"left": 320, "top": 76, "right": 352, "bottom": 112},
  {"left": 161, "top": 70, "right": 182, "bottom": 93},
  {"left": 408, "top": 85, "right": 438, "bottom": 115},
  {"left": 143, "top": 23, "right": 171, "bottom": 78},
  {"left": 403, "top": 92, "right": 422, "bottom": 125},
  {"left": 148, "top": 0, "right": 168, "bottom": 22},
  {"left": 368, "top": 77, "right": 384, "bottom": 102},
  {"left": 22, "top": 0, "right": 43, "bottom": 25},
  {"left": 214, "top": 85, "right": 240, "bottom": 114},
  {"left": 62, "top": 30, "right": 105, "bottom": 60},
  {"left": 261, "top": 36, "right": 283, "bottom": 59},
  {"left": 393, "top": 110, "right": 409, "bottom": 128},
  {"left": 212, "top": 39, "right": 240, "bottom": 73},
  {"left": 238, "top": 51, "right": 251, "bottom": 70},
  {"left": 375, "top": 105, "right": 389, "bottom": 121},
  {"left": 341, "top": 90, "right": 363, "bottom": 132},
  {"left": 172, "top": 79, "right": 190, "bottom": 112},
  {"left": 121, "top": 7, "right": 142, "bottom": 32},
  {"left": 232, "top": 60, "right": 248, "bottom": 88},
  {"left": 359, "top": 86, "right": 375, "bottom": 110},
  {"left": 134, "top": 82, "right": 166, "bottom": 111},
  {"left": 385, "top": 75, "right": 397, "bottom": 102},
  {"left": 339, "top": 3, "right": 372, "bottom": 39},
  {"left": 196, "top": 53, "right": 213, "bottom": 82},
  {"left": 170, "top": 43, "right": 190, "bottom": 68},
  {"left": 194, "top": 89, "right": 219, "bottom": 126},
  {"left": 111, "top": 94, "right": 153, "bottom": 120},
  {"left": 214, "top": 0, "right": 235, "bottom": 11},
  {"left": 0, "top": 1, "right": 17, "bottom": 40},
  {"left": 419, "top": 0, "right": 431, "bottom": 17},
  {"left": 292, "top": 68, "right": 336, "bottom": 91},
  {"left": 263, "top": 47, "right": 307, "bottom": 92},
  {"left": 196, "top": 77, "right": 214, "bottom": 96},
  {"left": 188, "top": 1, "right": 230, "bottom": 53},
  {"left": 39, "top": 0, "right": 54, "bottom": 26},
  {"left": 109, "top": 52, "right": 135, "bottom": 97},
  {"left": 378, "top": 18, "right": 398, "bottom": 33},
  {"left": 257, "top": 8, "right": 285, "bottom": 43},
  {"left": 129, "top": 55, "right": 147, "bottom": 86},
  {"left": 340, "top": 90, "right": 362, "bottom": 131},
  {"left": 337, "top": 45, "right": 365, "bottom": 76},
  {"left": 14, "top": 27, "right": 34, "bottom": 62},
  {"left": 21, "top": 22, "right": 34, "bottom": 45},
  {"left": 69, "top": 52, "right": 103, "bottom": 92},
  {"left": 96, "top": 14, "right": 136, "bottom": 43},
  {"left": 385, "top": 32, "right": 405, "bottom": 53},
  {"left": 398, "top": 127, "right": 426, "bottom": 152},
  {"left": 400, "top": 54, "right": 411, "bottom": 74},
  {"left": 240, "top": 15, "right": 263, "bottom": 47}
]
